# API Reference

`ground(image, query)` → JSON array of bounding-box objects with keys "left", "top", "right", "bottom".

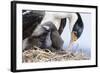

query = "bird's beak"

[
  {"left": 42, "top": 26, "right": 50, "bottom": 31},
  {"left": 71, "top": 31, "right": 78, "bottom": 42}
]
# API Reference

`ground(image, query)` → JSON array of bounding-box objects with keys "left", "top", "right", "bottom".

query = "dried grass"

[{"left": 22, "top": 46, "right": 89, "bottom": 63}]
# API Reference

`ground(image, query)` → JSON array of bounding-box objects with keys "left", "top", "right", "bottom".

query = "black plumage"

[{"left": 72, "top": 13, "right": 84, "bottom": 39}]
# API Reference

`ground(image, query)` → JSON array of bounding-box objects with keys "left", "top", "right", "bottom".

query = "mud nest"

[{"left": 22, "top": 46, "right": 89, "bottom": 63}]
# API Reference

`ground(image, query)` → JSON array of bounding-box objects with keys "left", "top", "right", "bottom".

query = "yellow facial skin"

[
  {"left": 66, "top": 31, "right": 78, "bottom": 50},
  {"left": 71, "top": 31, "right": 78, "bottom": 42}
]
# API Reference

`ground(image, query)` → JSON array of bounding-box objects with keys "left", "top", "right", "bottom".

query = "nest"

[{"left": 22, "top": 46, "right": 89, "bottom": 63}]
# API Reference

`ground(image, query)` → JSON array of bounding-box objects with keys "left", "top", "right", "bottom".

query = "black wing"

[{"left": 23, "top": 10, "right": 45, "bottom": 40}]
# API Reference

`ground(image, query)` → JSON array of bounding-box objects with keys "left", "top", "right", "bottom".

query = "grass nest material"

[{"left": 22, "top": 46, "right": 89, "bottom": 63}]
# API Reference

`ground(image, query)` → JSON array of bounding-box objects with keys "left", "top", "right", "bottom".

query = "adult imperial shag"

[{"left": 22, "top": 10, "right": 84, "bottom": 51}]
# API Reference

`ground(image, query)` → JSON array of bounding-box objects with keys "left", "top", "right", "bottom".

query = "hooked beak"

[
  {"left": 42, "top": 25, "right": 50, "bottom": 31},
  {"left": 71, "top": 31, "right": 78, "bottom": 42}
]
